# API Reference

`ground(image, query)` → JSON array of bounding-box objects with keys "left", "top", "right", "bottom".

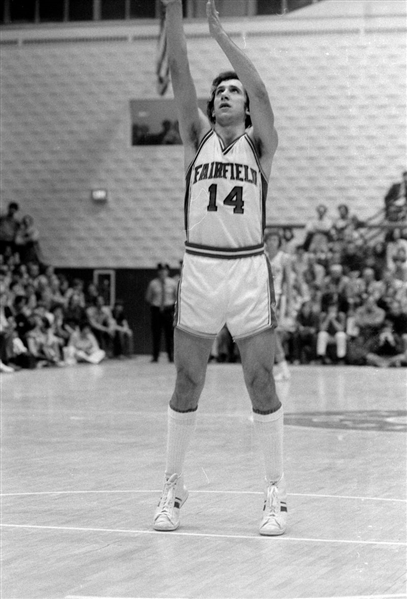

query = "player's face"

[{"left": 213, "top": 79, "right": 247, "bottom": 125}]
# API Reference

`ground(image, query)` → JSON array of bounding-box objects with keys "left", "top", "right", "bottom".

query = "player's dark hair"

[{"left": 207, "top": 71, "right": 252, "bottom": 128}]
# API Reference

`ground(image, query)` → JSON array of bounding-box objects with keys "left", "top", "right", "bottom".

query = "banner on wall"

[
  {"left": 130, "top": 98, "right": 207, "bottom": 146},
  {"left": 156, "top": 4, "right": 170, "bottom": 96}
]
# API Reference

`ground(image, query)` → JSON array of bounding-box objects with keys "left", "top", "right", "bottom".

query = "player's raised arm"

[
  {"left": 206, "top": 0, "right": 277, "bottom": 175},
  {"left": 162, "top": 0, "right": 209, "bottom": 168}
]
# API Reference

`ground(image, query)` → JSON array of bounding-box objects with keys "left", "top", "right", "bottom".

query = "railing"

[
  {"left": 1, "top": 0, "right": 324, "bottom": 26},
  {"left": 268, "top": 210, "right": 407, "bottom": 247}
]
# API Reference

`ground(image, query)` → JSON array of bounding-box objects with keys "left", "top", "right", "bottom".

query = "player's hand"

[{"left": 206, "top": 0, "right": 223, "bottom": 37}]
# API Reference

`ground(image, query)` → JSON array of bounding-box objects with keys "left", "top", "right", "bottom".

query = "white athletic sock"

[
  {"left": 165, "top": 406, "right": 197, "bottom": 477},
  {"left": 252, "top": 406, "right": 284, "bottom": 483}
]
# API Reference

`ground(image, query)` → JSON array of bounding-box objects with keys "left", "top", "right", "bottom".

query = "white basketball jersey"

[{"left": 184, "top": 130, "right": 268, "bottom": 259}]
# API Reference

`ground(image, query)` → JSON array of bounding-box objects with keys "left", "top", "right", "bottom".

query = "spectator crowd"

[
  {"left": 1, "top": 196, "right": 407, "bottom": 374},
  {"left": 268, "top": 201, "right": 407, "bottom": 370},
  {"left": 0, "top": 202, "right": 133, "bottom": 373}
]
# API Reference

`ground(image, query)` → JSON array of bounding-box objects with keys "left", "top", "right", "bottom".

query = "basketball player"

[
  {"left": 154, "top": 0, "right": 287, "bottom": 536},
  {"left": 265, "top": 228, "right": 293, "bottom": 381}
]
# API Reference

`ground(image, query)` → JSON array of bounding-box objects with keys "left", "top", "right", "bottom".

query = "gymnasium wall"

[{"left": 1, "top": 0, "right": 406, "bottom": 269}]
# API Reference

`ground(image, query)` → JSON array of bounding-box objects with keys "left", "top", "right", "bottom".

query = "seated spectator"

[
  {"left": 13, "top": 263, "right": 29, "bottom": 288},
  {"left": 64, "top": 293, "right": 87, "bottom": 327},
  {"left": 316, "top": 301, "right": 347, "bottom": 364},
  {"left": 58, "top": 275, "right": 71, "bottom": 305},
  {"left": 341, "top": 240, "right": 365, "bottom": 276},
  {"left": 86, "top": 295, "right": 116, "bottom": 357},
  {"left": 26, "top": 261, "right": 42, "bottom": 290},
  {"left": 344, "top": 270, "right": 363, "bottom": 310},
  {"left": 390, "top": 248, "right": 407, "bottom": 282},
  {"left": 321, "top": 264, "right": 349, "bottom": 313},
  {"left": 67, "top": 278, "right": 86, "bottom": 308},
  {"left": 51, "top": 305, "right": 73, "bottom": 347},
  {"left": 385, "top": 227, "right": 407, "bottom": 270},
  {"left": 327, "top": 242, "right": 342, "bottom": 267},
  {"left": 24, "top": 282, "right": 38, "bottom": 312},
  {"left": 291, "top": 300, "right": 320, "bottom": 364},
  {"left": 14, "top": 215, "right": 43, "bottom": 264},
  {"left": 67, "top": 322, "right": 106, "bottom": 365},
  {"left": 365, "top": 321, "right": 405, "bottom": 368},
  {"left": 281, "top": 227, "right": 297, "bottom": 256},
  {"left": 303, "top": 204, "right": 332, "bottom": 253},
  {"left": 384, "top": 170, "right": 407, "bottom": 222},
  {"left": 291, "top": 264, "right": 311, "bottom": 307},
  {"left": 9, "top": 275, "right": 26, "bottom": 302},
  {"left": 290, "top": 268, "right": 309, "bottom": 314},
  {"left": 26, "top": 315, "right": 63, "bottom": 367},
  {"left": 331, "top": 203, "right": 352, "bottom": 242},
  {"left": 375, "top": 268, "right": 404, "bottom": 312},
  {"left": 0, "top": 290, "right": 15, "bottom": 373},
  {"left": 359, "top": 267, "right": 378, "bottom": 302},
  {"left": 302, "top": 251, "right": 325, "bottom": 293},
  {"left": 37, "top": 264, "right": 55, "bottom": 288},
  {"left": 0, "top": 202, "right": 20, "bottom": 257},
  {"left": 364, "top": 240, "right": 387, "bottom": 280},
  {"left": 13, "top": 295, "right": 32, "bottom": 345},
  {"left": 292, "top": 245, "right": 309, "bottom": 281},
  {"left": 112, "top": 300, "right": 134, "bottom": 358},
  {"left": 354, "top": 294, "right": 386, "bottom": 343},
  {"left": 33, "top": 300, "right": 54, "bottom": 328},
  {"left": 85, "top": 282, "right": 99, "bottom": 307},
  {"left": 47, "top": 274, "right": 68, "bottom": 309},
  {"left": 9, "top": 331, "right": 37, "bottom": 369},
  {"left": 0, "top": 266, "right": 11, "bottom": 295},
  {"left": 387, "top": 299, "right": 407, "bottom": 351}
]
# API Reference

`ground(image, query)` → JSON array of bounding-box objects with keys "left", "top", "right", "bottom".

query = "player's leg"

[
  {"left": 236, "top": 328, "right": 287, "bottom": 536},
  {"left": 154, "top": 328, "right": 213, "bottom": 531}
]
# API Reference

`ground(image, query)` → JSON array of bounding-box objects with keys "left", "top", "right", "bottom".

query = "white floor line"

[
  {"left": 1, "top": 523, "right": 406, "bottom": 547},
  {"left": 65, "top": 596, "right": 407, "bottom": 599},
  {"left": 1, "top": 489, "right": 405, "bottom": 502},
  {"left": 65, "top": 597, "right": 189, "bottom": 599}
]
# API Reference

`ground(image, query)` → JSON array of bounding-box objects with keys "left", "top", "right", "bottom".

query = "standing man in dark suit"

[{"left": 145, "top": 263, "right": 177, "bottom": 363}]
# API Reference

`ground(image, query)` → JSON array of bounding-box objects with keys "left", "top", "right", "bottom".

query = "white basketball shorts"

[{"left": 175, "top": 252, "right": 277, "bottom": 340}]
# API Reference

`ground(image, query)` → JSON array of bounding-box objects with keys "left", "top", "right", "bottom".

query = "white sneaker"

[
  {"left": 0, "top": 361, "right": 14, "bottom": 373},
  {"left": 153, "top": 473, "right": 189, "bottom": 531},
  {"left": 259, "top": 475, "right": 287, "bottom": 536}
]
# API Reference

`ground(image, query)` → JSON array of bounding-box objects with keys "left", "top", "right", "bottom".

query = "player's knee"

[
  {"left": 246, "top": 363, "right": 273, "bottom": 396},
  {"left": 247, "top": 365, "right": 280, "bottom": 413},
  {"left": 172, "top": 366, "right": 206, "bottom": 408}
]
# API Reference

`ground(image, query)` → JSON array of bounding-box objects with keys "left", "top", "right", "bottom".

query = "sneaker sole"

[{"left": 259, "top": 526, "right": 286, "bottom": 536}]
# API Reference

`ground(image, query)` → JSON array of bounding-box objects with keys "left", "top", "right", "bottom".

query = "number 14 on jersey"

[{"left": 207, "top": 184, "right": 245, "bottom": 214}]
